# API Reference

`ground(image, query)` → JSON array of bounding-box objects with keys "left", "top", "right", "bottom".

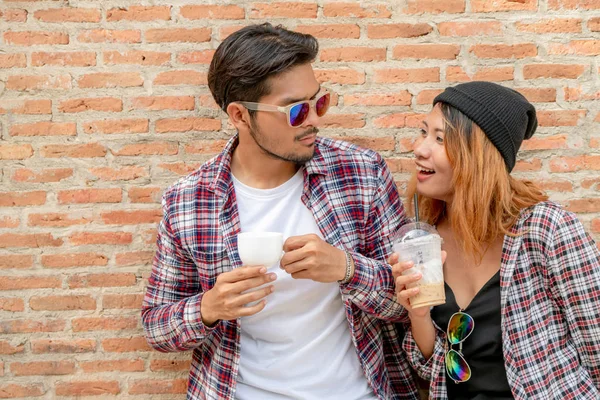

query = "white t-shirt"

[{"left": 232, "top": 169, "right": 376, "bottom": 400}]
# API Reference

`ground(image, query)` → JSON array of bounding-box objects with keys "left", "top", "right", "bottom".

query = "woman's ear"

[{"left": 227, "top": 102, "right": 251, "bottom": 132}]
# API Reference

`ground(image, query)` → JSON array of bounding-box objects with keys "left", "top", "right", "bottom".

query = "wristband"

[{"left": 339, "top": 251, "right": 353, "bottom": 284}]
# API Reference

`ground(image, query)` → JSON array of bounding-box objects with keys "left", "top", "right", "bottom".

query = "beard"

[{"left": 248, "top": 121, "right": 317, "bottom": 164}]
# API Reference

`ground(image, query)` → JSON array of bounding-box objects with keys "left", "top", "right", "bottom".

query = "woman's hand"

[{"left": 389, "top": 253, "right": 431, "bottom": 318}]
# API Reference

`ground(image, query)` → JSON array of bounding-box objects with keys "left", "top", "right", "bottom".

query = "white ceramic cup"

[{"left": 237, "top": 231, "right": 283, "bottom": 267}]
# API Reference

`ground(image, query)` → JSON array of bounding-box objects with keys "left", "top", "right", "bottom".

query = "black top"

[{"left": 430, "top": 271, "right": 514, "bottom": 400}]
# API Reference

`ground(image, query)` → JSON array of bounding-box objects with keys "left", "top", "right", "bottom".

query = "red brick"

[
  {"left": 592, "top": 218, "right": 600, "bottom": 232},
  {"left": 393, "top": 44, "right": 460, "bottom": 59},
  {"left": 156, "top": 117, "right": 221, "bottom": 133},
  {"left": 344, "top": 91, "right": 412, "bottom": 106},
  {"left": 107, "top": 6, "right": 171, "bottom": 21},
  {"left": 4, "top": 31, "right": 69, "bottom": 46},
  {"left": 323, "top": 3, "right": 391, "bottom": 17},
  {"left": 101, "top": 209, "right": 163, "bottom": 224},
  {"left": 367, "top": 23, "right": 432, "bottom": 38},
  {"left": 56, "top": 380, "right": 120, "bottom": 396},
  {"left": 115, "top": 251, "right": 154, "bottom": 266},
  {"left": 538, "top": 110, "right": 586, "bottom": 126},
  {"left": 184, "top": 140, "right": 230, "bottom": 155},
  {"left": 2, "top": 9, "right": 27, "bottom": 22},
  {"left": 73, "top": 316, "right": 138, "bottom": 332},
  {"left": 10, "top": 121, "right": 76, "bottom": 137},
  {"left": 520, "top": 135, "right": 569, "bottom": 151},
  {"left": 11, "top": 361, "right": 75, "bottom": 376},
  {"left": 34, "top": 8, "right": 101, "bottom": 22},
  {"left": 564, "top": 87, "right": 600, "bottom": 102},
  {"left": 320, "top": 114, "right": 366, "bottom": 129},
  {"left": 332, "top": 136, "right": 394, "bottom": 151},
  {"left": 59, "top": 97, "right": 122, "bottom": 113},
  {"left": 154, "top": 70, "right": 207, "bottom": 85},
  {"left": 316, "top": 68, "right": 367, "bottom": 85},
  {"left": 0, "top": 191, "right": 46, "bottom": 207},
  {"left": 158, "top": 162, "right": 202, "bottom": 176},
  {"left": 250, "top": 2, "right": 318, "bottom": 18},
  {"left": 150, "top": 359, "right": 192, "bottom": 372},
  {"left": 41, "top": 253, "right": 108, "bottom": 268},
  {"left": 41, "top": 143, "right": 107, "bottom": 158},
  {"left": 549, "top": 40, "right": 600, "bottom": 55},
  {"left": 177, "top": 50, "right": 215, "bottom": 65},
  {"left": 104, "top": 50, "right": 170, "bottom": 66},
  {"left": 550, "top": 155, "right": 600, "bottom": 172},
  {"left": 78, "top": 72, "right": 143, "bottom": 88},
  {"left": 68, "top": 273, "right": 137, "bottom": 289},
  {"left": 77, "top": 29, "right": 141, "bottom": 43},
  {"left": 589, "top": 17, "right": 600, "bottom": 31},
  {"left": 523, "top": 64, "right": 585, "bottom": 79},
  {"left": 438, "top": 21, "right": 503, "bottom": 36},
  {"left": 374, "top": 68, "right": 439, "bottom": 83},
  {"left": 0, "top": 233, "right": 62, "bottom": 248},
  {"left": 13, "top": 168, "right": 72, "bottom": 183},
  {"left": 219, "top": 25, "right": 245, "bottom": 39},
  {"left": 321, "top": 47, "right": 386, "bottom": 62},
  {"left": 0, "top": 216, "right": 20, "bottom": 228},
  {"left": 0, "top": 144, "right": 33, "bottom": 160},
  {"left": 6, "top": 74, "right": 71, "bottom": 91},
  {"left": 0, "top": 276, "right": 61, "bottom": 291},
  {"left": 83, "top": 119, "right": 148, "bottom": 134},
  {"left": 566, "top": 198, "right": 600, "bottom": 213},
  {"left": 80, "top": 358, "right": 145, "bottom": 373},
  {"left": 515, "top": 18, "right": 581, "bottom": 33},
  {"left": 180, "top": 5, "right": 244, "bottom": 19},
  {"left": 69, "top": 231, "right": 133, "bottom": 246},
  {"left": 129, "top": 187, "right": 162, "bottom": 203},
  {"left": 28, "top": 213, "right": 92, "bottom": 227},
  {"left": 33, "top": 50, "right": 95, "bottom": 67},
  {"left": 57, "top": 188, "right": 122, "bottom": 204},
  {"left": 0, "top": 255, "right": 33, "bottom": 269},
  {"left": 102, "top": 294, "right": 144, "bottom": 309},
  {"left": 0, "top": 99, "right": 51, "bottom": 114},
  {"left": 131, "top": 96, "right": 195, "bottom": 111},
  {"left": 0, "top": 319, "right": 65, "bottom": 333},
  {"left": 112, "top": 141, "right": 178, "bottom": 156},
  {"left": 296, "top": 24, "right": 360, "bottom": 39},
  {"left": 446, "top": 65, "right": 514, "bottom": 82},
  {"left": 0, "top": 53, "right": 26, "bottom": 68},
  {"left": 470, "top": 43, "right": 537, "bottom": 58},
  {"left": 374, "top": 113, "right": 426, "bottom": 128},
  {"left": 30, "top": 295, "right": 96, "bottom": 311},
  {"left": 385, "top": 158, "right": 415, "bottom": 173},
  {"left": 471, "top": 0, "right": 536, "bottom": 11},
  {"left": 515, "top": 88, "right": 557, "bottom": 102},
  {"left": 548, "top": 0, "right": 600, "bottom": 10},
  {"left": 89, "top": 166, "right": 148, "bottom": 181},
  {"left": 0, "top": 340, "right": 25, "bottom": 355},
  {"left": 31, "top": 340, "right": 95, "bottom": 354},
  {"left": 416, "top": 89, "right": 444, "bottom": 105},
  {"left": 146, "top": 28, "right": 211, "bottom": 43},
  {"left": 0, "top": 298, "right": 24, "bottom": 312},
  {"left": 536, "top": 180, "right": 574, "bottom": 192},
  {"left": 0, "top": 384, "right": 44, "bottom": 398},
  {"left": 404, "top": 0, "right": 465, "bottom": 14},
  {"left": 102, "top": 336, "right": 152, "bottom": 352}
]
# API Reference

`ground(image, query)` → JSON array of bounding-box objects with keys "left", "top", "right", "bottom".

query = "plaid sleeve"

[
  {"left": 141, "top": 201, "right": 219, "bottom": 352},
  {"left": 548, "top": 210, "right": 600, "bottom": 384},
  {"left": 342, "top": 156, "right": 409, "bottom": 321},
  {"left": 402, "top": 325, "right": 446, "bottom": 380}
]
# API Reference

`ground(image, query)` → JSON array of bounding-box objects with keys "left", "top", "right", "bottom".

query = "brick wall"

[{"left": 1, "top": 0, "right": 599, "bottom": 398}]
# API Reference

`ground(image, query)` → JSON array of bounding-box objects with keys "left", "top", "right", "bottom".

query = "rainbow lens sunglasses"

[
  {"left": 445, "top": 310, "right": 475, "bottom": 383},
  {"left": 239, "top": 89, "right": 331, "bottom": 128}
]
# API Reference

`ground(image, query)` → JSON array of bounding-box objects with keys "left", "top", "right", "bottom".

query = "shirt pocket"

[{"left": 188, "top": 246, "right": 233, "bottom": 287}]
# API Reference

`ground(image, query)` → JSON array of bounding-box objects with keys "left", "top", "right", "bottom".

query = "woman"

[{"left": 392, "top": 81, "right": 600, "bottom": 399}]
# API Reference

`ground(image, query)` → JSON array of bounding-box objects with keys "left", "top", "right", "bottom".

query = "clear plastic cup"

[{"left": 393, "top": 222, "right": 445, "bottom": 309}]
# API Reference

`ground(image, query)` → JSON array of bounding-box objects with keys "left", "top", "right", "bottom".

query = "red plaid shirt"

[
  {"left": 403, "top": 201, "right": 600, "bottom": 399},
  {"left": 142, "top": 135, "right": 419, "bottom": 400}
]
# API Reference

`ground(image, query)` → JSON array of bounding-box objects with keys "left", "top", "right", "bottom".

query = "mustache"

[{"left": 295, "top": 128, "right": 319, "bottom": 141}]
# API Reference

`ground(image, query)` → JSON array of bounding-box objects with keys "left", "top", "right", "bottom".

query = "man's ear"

[{"left": 227, "top": 102, "right": 251, "bottom": 132}]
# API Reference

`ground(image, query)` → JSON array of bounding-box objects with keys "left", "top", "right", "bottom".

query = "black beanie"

[{"left": 433, "top": 81, "right": 537, "bottom": 172}]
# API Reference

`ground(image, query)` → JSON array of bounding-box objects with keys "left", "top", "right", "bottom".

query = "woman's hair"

[{"left": 406, "top": 103, "right": 548, "bottom": 262}]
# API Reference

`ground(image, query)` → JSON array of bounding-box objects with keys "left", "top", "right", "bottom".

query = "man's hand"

[
  {"left": 280, "top": 234, "right": 347, "bottom": 282},
  {"left": 201, "top": 266, "right": 276, "bottom": 326}
]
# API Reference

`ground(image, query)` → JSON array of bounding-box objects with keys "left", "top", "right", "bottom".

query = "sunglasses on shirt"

[
  {"left": 445, "top": 310, "right": 475, "bottom": 383},
  {"left": 239, "top": 90, "right": 331, "bottom": 128}
]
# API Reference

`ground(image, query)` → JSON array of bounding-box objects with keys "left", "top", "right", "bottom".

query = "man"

[{"left": 142, "top": 23, "right": 418, "bottom": 400}]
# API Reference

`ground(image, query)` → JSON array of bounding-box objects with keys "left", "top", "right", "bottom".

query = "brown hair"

[
  {"left": 208, "top": 23, "right": 318, "bottom": 113},
  {"left": 407, "top": 103, "right": 548, "bottom": 262}
]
